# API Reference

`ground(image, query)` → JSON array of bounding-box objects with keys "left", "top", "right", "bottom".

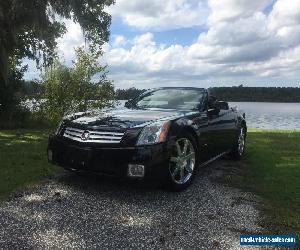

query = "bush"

[
  {"left": 0, "top": 106, "right": 54, "bottom": 130},
  {"left": 39, "top": 47, "right": 115, "bottom": 123}
]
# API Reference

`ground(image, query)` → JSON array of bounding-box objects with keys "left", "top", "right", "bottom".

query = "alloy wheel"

[{"left": 169, "top": 138, "right": 196, "bottom": 185}]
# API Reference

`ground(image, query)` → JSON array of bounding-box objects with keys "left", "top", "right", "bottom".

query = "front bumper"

[{"left": 47, "top": 135, "right": 170, "bottom": 181}]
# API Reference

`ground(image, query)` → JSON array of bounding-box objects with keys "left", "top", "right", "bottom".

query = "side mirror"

[{"left": 215, "top": 101, "right": 229, "bottom": 110}]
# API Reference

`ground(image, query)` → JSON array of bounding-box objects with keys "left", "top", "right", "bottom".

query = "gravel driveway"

[{"left": 0, "top": 160, "right": 263, "bottom": 250}]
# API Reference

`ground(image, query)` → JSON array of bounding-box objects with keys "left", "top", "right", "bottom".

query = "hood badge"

[{"left": 81, "top": 131, "right": 90, "bottom": 141}]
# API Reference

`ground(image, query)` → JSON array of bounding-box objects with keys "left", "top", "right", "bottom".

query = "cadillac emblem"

[{"left": 81, "top": 130, "right": 90, "bottom": 141}]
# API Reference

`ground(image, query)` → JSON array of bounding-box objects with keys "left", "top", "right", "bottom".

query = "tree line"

[{"left": 209, "top": 86, "right": 300, "bottom": 102}]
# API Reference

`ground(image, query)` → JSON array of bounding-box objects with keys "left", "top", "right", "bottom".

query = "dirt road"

[{"left": 0, "top": 160, "right": 263, "bottom": 249}]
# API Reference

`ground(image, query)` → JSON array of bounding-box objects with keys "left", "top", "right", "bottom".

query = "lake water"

[{"left": 230, "top": 102, "right": 300, "bottom": 130}]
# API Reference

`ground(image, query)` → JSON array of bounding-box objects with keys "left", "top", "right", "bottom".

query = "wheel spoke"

[
  {"left": 185, "top": 164, "right": 193, "bottom": 173},
  {"left": 170, "top": 157, "right": 179, "bottom": 163},
  {"left": 182, "top": 152, "right": 195, "bottom": 161},
  {"left": 175, "top": 141, "right": 182, "bottom": 155},
  {"left": 179, "top": 167, "right": 184, "bottom": 180},
  {"left": 171, "top": 164, "right": 180, "bottom": 178},
  {"left": 182, "top": 139, "right": 188, "bottom": 155}
]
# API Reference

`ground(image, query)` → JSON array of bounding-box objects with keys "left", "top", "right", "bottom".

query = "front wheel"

[
  {"left": 166, "top": 133, "right": 198, "bottom": 191},
  {"left": 230, "top": 126, "right": 246, "bottom": 160}
]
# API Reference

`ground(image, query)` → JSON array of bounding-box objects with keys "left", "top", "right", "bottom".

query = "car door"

[
  {"left": 214, "top": 108, "right": 236, "bottom": 152},
  {"left": 218, "top": 108, "right": 237, "bottom": 151},
  {"left": 206, "top": 96, "right": 237, "bottom": 156},
  {"left": 191, "top": 111, "right": 210, "bottom": 161},
  {"left": 193, "top": 94, "right": 220, "bottom": 158},
  {"left": 206, "top": 96, "right": 230, "bottom": 156},
  {"left": 207, "top": 109, "right": 224, "bottom": 157}
]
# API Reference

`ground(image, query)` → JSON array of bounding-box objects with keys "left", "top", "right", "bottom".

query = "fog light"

[
  {"left": 48, "top": 149, "right": 53, "bottom": 162},
  {"left": 128, "top": 164, "right": 145, "bottom": 178}
]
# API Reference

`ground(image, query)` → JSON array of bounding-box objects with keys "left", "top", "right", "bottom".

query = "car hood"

[{"left": 65, "top": 107, "right": 197, "bottom": 129}]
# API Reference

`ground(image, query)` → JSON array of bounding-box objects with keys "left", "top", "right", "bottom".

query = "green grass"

[
  {"left": 0, "top": 129, "right": 60, "bottom": 201},
  {"left": 225, "top": 129, "right": 300, "bottom": 237}
]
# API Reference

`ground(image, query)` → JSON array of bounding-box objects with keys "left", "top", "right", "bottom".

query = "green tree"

[
  {"left": 0, "top": 0, "right": 114, "bottom": 82},
  {"left": 0, "top": 0, "right": 114, "bottom": 112},
  {"left": 0, "top": 57, "right": 27, "bottom": 112},
  {"left": 0, "top": 57, "right": 29, "bottom": 128},
  {"left": 41, "top": 46, "right": 115, "bottom": 122}
]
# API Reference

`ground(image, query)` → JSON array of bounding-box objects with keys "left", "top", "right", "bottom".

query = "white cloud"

[
  {"left": 112, "top": 35, "right": 126, "bottom": 47},
  {"left": 133, "top": 33, "right": 155, "bottom": 47},
  {"left": 268, "top": 0, "right": 300, "bottom": 48},
  {"left": 108, "top": 0, "right": 209, "bottom": 30},
  {"left": 56, "top": 20, "right": 85, "bottom": 64},
  {"left": 199, "top": 13, "right": 270, "bottom": 46},
  {"left": 208, "top": 0, "right": 272, "bottom": 24},
  {"left": 104, "top": 33, "right": 226, "bottom": 88},
  {"left": 24, "top": 0, "right": 300, "bottom": 88},
  {"left": 103, "top": 0, "right": 300, "bottom": 88},
  {"left": 268, "top": 0, "right": 300, "bottom": 31}
]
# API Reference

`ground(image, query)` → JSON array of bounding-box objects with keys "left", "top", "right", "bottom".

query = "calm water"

[{"left": 230, "top": 102, "right": 300, "bottom": 130}]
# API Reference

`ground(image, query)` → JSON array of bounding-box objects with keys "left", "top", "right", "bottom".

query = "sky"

[{"left": 24, "top": 0, "right": 300, "bottom": 89}]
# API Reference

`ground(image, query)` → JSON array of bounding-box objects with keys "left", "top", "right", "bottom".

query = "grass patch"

[
  {"left": 225, "top": 129, "right": 300, "bottom": 237},
  {"left": 0, "top": 129, "right": 60, "bottom": 201}
]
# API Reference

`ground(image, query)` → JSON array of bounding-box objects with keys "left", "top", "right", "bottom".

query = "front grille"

[{"left": 63, "top": 127, "right": 124, "bottom": 144}]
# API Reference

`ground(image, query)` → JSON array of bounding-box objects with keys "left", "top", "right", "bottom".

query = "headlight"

[
  {"left": 136, "top": 121, "right": 170, "bottom": 146},
  {"left": 55, "top": 121, "right": 64, "bottom": 135}
]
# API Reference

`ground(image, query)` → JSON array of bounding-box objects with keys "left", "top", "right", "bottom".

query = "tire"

[
  {"left": 165, "top": 132, "right": 199, "bottom": 191},
  {"left": 230, "top": 126, "right": 246, "bottom": 160}
]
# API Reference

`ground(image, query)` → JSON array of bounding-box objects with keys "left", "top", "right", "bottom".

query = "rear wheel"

[
  {"left": 230, "top": 126, "right": 246, "bottom": 160},
  {"left": 166, "top": 133, "right": 198, "bottom": 191}
]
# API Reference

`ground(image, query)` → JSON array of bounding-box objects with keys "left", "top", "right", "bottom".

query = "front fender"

[{"left": 168, "top": 118, "right": 200, "bottom": 148}]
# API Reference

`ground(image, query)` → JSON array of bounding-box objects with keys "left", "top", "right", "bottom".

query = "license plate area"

[{"left": 64, "top": 146, "right": 91, "bottom": 169}]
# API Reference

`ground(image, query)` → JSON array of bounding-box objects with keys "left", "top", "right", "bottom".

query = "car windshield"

[{"left": 132, "top": 89, "right": 205, "bottom": 110}]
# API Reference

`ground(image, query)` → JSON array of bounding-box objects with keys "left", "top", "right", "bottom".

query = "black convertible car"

[{"left": 48, "top": 87, "right": 247, "bottom": 191}]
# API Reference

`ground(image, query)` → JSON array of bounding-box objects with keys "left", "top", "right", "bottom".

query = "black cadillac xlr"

[{"left": 48, "top": 87, "right": 247, "bottom": 191}]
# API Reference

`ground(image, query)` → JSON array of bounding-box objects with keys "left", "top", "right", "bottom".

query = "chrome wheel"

[
  {"left": 169, "top": 138, "right": 195, "bottom": 185},
  {"left": 238, "top": 127, "right": 245, "bottom": 156}
]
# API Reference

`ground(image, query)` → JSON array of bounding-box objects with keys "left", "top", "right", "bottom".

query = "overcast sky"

[{"left": 24, "top": 0, "right": 300, "bottom": 89}]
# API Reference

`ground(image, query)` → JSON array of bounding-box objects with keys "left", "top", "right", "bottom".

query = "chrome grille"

[{"left": 63, "top": 127, "right": 124, "bottom": 143}]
